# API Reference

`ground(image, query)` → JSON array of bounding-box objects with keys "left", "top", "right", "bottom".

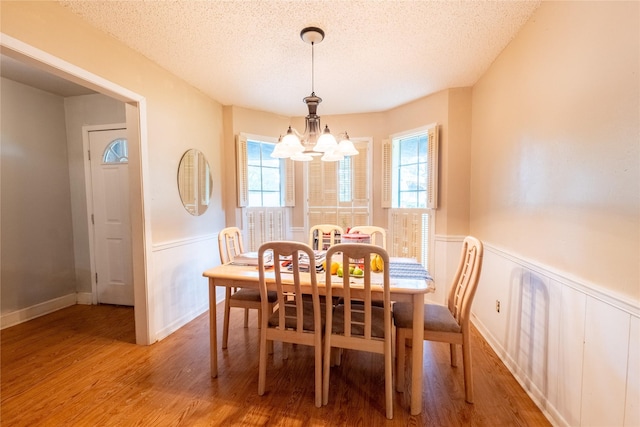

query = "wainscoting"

[
  {"left": 444, "top": 236, "right": 640, "bottom": 427},
  {"left": 150, "top": 234, "right": 219, "bottom": 341}
]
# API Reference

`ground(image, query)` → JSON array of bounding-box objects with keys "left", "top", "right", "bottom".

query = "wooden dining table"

[{"left": 202, "top": 257, "right": 434, "bottom": 415}]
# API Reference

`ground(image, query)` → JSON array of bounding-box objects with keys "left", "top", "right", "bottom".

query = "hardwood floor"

[{"left": 1, "top": 304, "right": 550, "bottom": 426}]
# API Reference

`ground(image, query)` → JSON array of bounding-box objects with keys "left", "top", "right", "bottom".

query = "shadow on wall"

[{"left": 507, "top": 267, "right": 550, "bottom": 406}]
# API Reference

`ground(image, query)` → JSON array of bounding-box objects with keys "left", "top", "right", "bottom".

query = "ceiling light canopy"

[{"left": 272, "top": 27, "right": 358, "bottom": 162}]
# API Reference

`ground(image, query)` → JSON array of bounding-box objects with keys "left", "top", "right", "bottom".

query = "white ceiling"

[{"left": 6, "top": 1, "right": 541, "bottom": 117}]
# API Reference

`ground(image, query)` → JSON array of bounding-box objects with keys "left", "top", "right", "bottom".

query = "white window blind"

[
  {"left": 245, "top": 207, "right": 287, "bottom": 251},
  {"left": 389, "top": 209, "right": 431, "bottom": 269},
  {"left": 306, "top": 139, "right": 371, "bottom": 230}
]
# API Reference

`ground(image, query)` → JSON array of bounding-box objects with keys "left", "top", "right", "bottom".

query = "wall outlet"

[{"left": 496, "top": 300, "right": 501, "bottom": 313}]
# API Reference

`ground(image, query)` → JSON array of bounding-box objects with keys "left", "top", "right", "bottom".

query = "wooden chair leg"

[
  {"left": 322, "top": 332, "right": 333, "bottom": 406},
  {"left": 314, "top": 342, "right": 322, "bottom": 408},
  {"left": 462, "top": 337, "right": 473, "bottom": 403},
  {"left": 396, "top": 328, "right": 406, "bottom": 392},
  {"left": 244, "top": 308, "right": 249, "bottom": 328},
  {"left": 258, "top": 329, "right": 268, "bottom": 396},
  {"left": 384, "top": 336, "right": 394, "bottom": 419},
  {"left": 222, "top": 288, "right": 232, "bottom": 349},
  {"left": 450, "top": 343, "right": 457, "bottom": 367}
]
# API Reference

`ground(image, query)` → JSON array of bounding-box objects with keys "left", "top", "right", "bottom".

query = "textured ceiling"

[{"left": 56, "top": 1, "right": 540, "bottom": 116}]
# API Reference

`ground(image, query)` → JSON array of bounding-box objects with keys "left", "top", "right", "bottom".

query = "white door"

[{"left": 89, "top": 128, "right": 134, "bottom": 306}]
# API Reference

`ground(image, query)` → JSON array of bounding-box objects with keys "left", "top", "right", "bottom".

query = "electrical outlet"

[{"left": 496, "top": 300, "right": 501, "bottom": 313}]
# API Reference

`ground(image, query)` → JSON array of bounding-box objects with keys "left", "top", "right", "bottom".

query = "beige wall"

[
  {"left": 1, "top": 1, "right": 226, "bottom": 245},
  {"left": 470, "top": 1, "right": 639, "bottom": 301},
  {"left": 1, "top": 78, "right": 76, "bottom": 313}
]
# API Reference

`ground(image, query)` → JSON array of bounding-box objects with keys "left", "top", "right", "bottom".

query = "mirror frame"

[{"left": 177, "top": 149, "right": 213, "bottom": 216}]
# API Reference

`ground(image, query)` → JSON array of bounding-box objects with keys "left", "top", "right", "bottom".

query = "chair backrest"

[
  {"left": 308, "top": 224, "right": 344, "bottom": 250},
  {"left": 348, "top": 226, "right": 387, "bottom": 249},
  {"left": 325, "top": 243, "right": 391, "bottom": 341},
  {"left": 218, "top": 227, "right": 245, "bottom": 264},
  {"left": 258, "top": 241, "right": 321, "bottom": 334},
  {"left": 447, "top": 236, "right": 484, "bottom": 332}
]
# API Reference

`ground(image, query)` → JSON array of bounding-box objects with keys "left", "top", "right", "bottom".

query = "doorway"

[{"left": 1, "top": 34, "right": 151, "bottom": 344}]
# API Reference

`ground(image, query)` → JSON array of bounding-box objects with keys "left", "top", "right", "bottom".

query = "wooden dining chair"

[
  {"left": 349, "top": 225, "right": 387, "bottom": 249},
  {"left": 218, "top": 227, "right": 277, "bottom": 349},
  {"left": 322, "top": 243, "right": 394, "bottom": 419},
  {"left": 257, "top": 240, "right": 325, "bottom": 408},
  {"left": 308, "top": 224, "right": 344, "bottom": 250},
  {"left": 393, "top": 236, "right": 484, "bottom": 403}
]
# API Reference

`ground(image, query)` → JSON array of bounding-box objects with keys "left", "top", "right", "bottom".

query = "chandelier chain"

[{"left": 311, "top": 41, "right": 315, "bottom": 94}]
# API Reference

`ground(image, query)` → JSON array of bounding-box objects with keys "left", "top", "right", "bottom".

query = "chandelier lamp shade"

[{"left": 272, "top": 27, "right": 359, "bottom": 162}]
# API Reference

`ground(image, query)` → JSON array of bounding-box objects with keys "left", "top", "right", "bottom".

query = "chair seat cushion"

[
  {"left": 229, "top": 288, "right": 277, "bottom": 303},
  {"left": 268, "top": 300, "right": 326, "bottom": 331},
  {"left": 331, "top": 304, "right": 386, "bottom": 338},
  {"left": 393, "top": 303, "right": 461, "bottom": 333}
]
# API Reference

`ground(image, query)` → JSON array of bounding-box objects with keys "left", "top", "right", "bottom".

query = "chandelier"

[{"left": 272, "top": 27, "right": 358, "bottom": 162}]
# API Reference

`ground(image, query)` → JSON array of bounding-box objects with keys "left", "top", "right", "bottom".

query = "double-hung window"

[
  {"left": 236, "top": 133, "right": 293, "bottom": 249},
  {"left": 383, "top": 125, "right": 438, "bottom": 269},
  {"left": 247, "top": 140, "right": 281, "bottom": 207}
]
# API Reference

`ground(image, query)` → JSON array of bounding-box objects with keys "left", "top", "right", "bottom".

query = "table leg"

[
  {"left": 209, "top": 279, "right": 218, "bottom": 378},
  {"left": 410, "top": 293, "right": 423, "bottom": 415}
]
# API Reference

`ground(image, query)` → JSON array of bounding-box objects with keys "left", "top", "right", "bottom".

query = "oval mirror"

[{"left": 177, "top": 149, "right": 213, "bottom": 216}]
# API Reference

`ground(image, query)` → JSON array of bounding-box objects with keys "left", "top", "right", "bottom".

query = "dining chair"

[
  {"left": 257, "top": 240, "right": 325, "bottom": 408},
  {"left": 308, "top": 224, "right": 344, "bottom": 251},
  {"left": 349, "top": 225, "right": 387, "bottom": 249},
  {"left": 393, "top": 235, "right": 483, "bottom": 403},
  {"left": 322, "top": 243, "right": 394, "bottom": 419},
  {"left": 218, "top": 227, "right": 277, "bottom": 349}
]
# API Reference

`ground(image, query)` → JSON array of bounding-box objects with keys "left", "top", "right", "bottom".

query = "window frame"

[{"left": 236, "top": 133, "right": 295, "bottom": 208}]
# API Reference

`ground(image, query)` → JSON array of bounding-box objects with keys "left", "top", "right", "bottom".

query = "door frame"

[{"left": 1, "top": 34, "right": 153, "bottom": 345}]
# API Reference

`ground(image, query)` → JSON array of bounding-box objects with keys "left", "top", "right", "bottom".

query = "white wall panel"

[
  {"left": 151, "top": 235, "right": 218, "bottom": 341},
  {"left": 556, "top": 285, "right": 586, "bottom": 427},
  {"left": 581, "top": 298, "right": 629, "bottom": 426},
  {"left": 462, "top": 239, "right": 638, "bottom": 427},
  {"left": 625, "top": 315, "right": 640, "bottom": 426}
]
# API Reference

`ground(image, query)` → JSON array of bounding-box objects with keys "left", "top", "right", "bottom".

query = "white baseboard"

[
  {"left": 1, "top": 293, "right": 78, "bottom": 329},
  {"left": 154, "top": 303, "right": 209, "bottom": 342},
  {"left": 76, "top": 292, "right": 93, "bottom": 305}
]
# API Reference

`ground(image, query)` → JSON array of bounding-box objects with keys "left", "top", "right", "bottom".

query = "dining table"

[{"left": 202, "top": 256, "right": 434, "bottom": 416}]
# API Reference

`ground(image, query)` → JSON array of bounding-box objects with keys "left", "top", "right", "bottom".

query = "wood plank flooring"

[{"left": 1, "top": 304, "right": 550, "bottom": 426}]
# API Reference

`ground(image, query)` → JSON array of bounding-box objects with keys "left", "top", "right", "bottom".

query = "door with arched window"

[{"left": 89, "top": 128, "right": 134, "bottom": 306}]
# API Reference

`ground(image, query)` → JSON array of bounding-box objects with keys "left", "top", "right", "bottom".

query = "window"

[
  {"left": 392, "top": 133, "right": 428, "bottom": 208},
  {"left": 236, "top": 134, "right": 293, "bottom": 250},
  {"left": 338, "top": 156, "right": 352, "bottom": 202},
  {"left": 382, "top": 125, "right": 438, "bottom": 210},
  {"left": 103, "top": 138, "right": 128, "bottom": 164},
  {"left": 382, "top": 125, "right": 439, "bottom": 269},
  {"left": 247, "top": 140, "right": 281, "bottom": 207},
  {"left": 236, "top": 133, "right": 294, "bottom": 208}
]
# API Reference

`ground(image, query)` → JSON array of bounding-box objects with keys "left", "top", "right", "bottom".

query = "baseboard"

[
  {"left": 76, "top": 292, "right": 93, "bottom": 305},
  {"left": 154, "top": 303, "right": 209, "bottom": 342},
  {"left": 472, "top": 315, "right": 567, "bottom": 427},
  {"left": 1, "top": 293, "right": 78, "bottom": 329}
]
